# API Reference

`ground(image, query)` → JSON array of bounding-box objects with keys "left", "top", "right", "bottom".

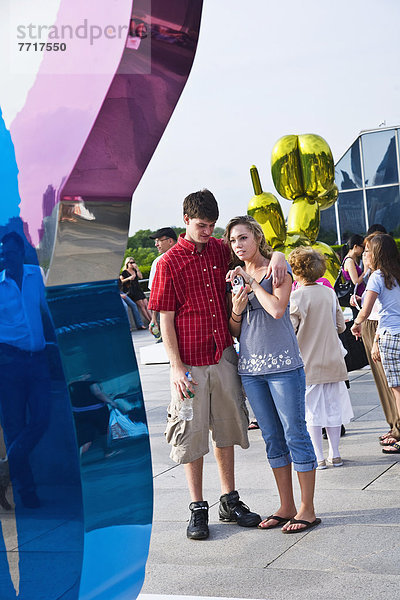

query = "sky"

[
  {"left": 129, "top": 0, "right": 400, "bottom": 233},
  {"left": 1, "top": 0, "right": 400, "bottom": 236}
]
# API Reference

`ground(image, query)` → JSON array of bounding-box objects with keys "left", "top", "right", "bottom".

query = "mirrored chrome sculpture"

[
  {"left": 0, "top": 1, "right": 203, "bottom": 598},
  {"left": 248, "top": 134, "right": 341, "bottom": 284}
]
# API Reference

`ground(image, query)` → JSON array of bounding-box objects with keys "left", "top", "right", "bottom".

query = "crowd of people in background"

[{"left": 124, "top": 190, "right": 400, "bottom": 540}]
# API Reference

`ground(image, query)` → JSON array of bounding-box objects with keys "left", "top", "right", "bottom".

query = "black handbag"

[
  {"left": 339, "top": 321, "right": 368, "bottom": 372},
  {"left": 334, "top": 265, "right": 354, "bottom": 307}
]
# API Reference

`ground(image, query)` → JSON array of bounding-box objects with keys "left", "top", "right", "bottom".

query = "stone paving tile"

[
  {"left": 141, "top": 564, "right": 400, "bottom": 600},
  {"left": 132, "top": 332, "right": 400, "bottom": 600}
]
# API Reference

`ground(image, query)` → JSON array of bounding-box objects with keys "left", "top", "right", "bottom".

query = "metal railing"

[{"left": 139, "top": 278, "right": 150, "bottom": 298}]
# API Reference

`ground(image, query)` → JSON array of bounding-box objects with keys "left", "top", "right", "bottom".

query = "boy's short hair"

[
  {"left": 288, "top": 246, "right": 326, "bottom": 282},
  {"left": 183, "top": 189, "right": 219, "bottom": 222}
]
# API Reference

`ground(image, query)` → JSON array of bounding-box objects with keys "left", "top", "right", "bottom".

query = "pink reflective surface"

[
  {"left": 10, "top": 0, "right": 133, "bottom": 247},
  {"left": 47, "top": 0, "right": 203, "bottom": 285},
  {"left": 9, "top": 0, "right": 203, "bottom": 288}
]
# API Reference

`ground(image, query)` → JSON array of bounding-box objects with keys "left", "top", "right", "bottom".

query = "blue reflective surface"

[
  {"left": 0, "top": 110, "right": 20, "bottom": 228},
  {"left": 335, "top": 139, "right": 362, "bottom": 191},
  {"left": 0, "top": 235, "right": 84, "bottom": 600},
  {"left": 332, "top": 127, "right": 400, "bottom": 241},
  {"left": 366, "top": 186, "right": 400, "bottom": 237},
  {"left": 47, "top": 281, "right": 153, "bottom": 598},
  {"left": 337, "top": 190, "right": 366, "bottom": 242},
  {"left": 319, "top": 204, "right": 338, "bottom": 245},
  {"left": 362, "top": 130, "right": 398, "bottom": 187},
  {"left": 0, "top": 244, "right": 153, "bottom": 600}
]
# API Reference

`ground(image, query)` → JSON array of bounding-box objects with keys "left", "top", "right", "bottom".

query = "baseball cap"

[{"left": 149, "top": 227, "right": 177, "bottom": 241}]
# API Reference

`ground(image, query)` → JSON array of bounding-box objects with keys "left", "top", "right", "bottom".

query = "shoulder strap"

[{"left": 331, "top": 289, "right": 338, "bottom": 329}]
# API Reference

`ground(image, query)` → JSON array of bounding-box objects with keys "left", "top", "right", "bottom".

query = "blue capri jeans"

[{"left": 241, "top": 367, "right": 316, "bottom": 472}]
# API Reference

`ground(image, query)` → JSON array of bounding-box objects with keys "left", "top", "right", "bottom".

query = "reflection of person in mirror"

[
  {"left": 151, "top": 24, "right": 195, "bottom": 48},
  {"left": 68, "top": 375, "right": 118, "bottom": 459},
  {"left": 0, "top": 425, "right": 11, "bottom": 510},
  {"left": 126, "top": 18, "right": 148, "bottom": 50},
  {"left": 0, "top": 232, "right": 54, "bottom": 509}
]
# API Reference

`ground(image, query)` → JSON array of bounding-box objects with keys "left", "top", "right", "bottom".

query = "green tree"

[
  {"left": 127, "top": 229, "right": 154, "bottom": 250},
  {"left": 174, "top": 226, "right": 185, "bottom": 238},
  {"left": 123, "top": 246, "right": 157, "bottom": 268}
]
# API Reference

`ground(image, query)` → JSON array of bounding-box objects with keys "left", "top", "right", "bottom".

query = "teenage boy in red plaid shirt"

[{"left": 149, "top": 190, "right": 286, "bottom": 539}]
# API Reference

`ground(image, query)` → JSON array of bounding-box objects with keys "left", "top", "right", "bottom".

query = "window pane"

[
  {"left": 366, "top": 186, "right": 400, "bottom": 236},
  {"left": 319, "top": 205, "right": 338, "bottom": 244},
  {"left": 361, "top": 130, "right": 398, "bottom": 187},
  {"left": 337, "top": 190, "right": 366, "bottom": 243},
  {"left": 335, "top": 140, "right": 362, "bottom": 190}
]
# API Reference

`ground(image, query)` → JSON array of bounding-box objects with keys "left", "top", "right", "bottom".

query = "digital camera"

[{"left": 232, "top": 275, "right": 244, "bottom": 295}]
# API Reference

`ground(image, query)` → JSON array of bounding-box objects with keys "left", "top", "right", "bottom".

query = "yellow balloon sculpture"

[
  {"left": 248, "top": 133, "right": 340, "bottom": 284},
  {"left": 247, "top": 166, "right": 286, "bottom": 249}
]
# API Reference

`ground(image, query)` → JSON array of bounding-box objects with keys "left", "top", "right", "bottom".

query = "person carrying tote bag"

[{"left": 335, "top": 235, "right": 366, "bottom": 314}]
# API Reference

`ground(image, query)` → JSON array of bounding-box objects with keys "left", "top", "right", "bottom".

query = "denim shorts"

[{"left": 241, "top": 367, "right": 316, "bottom": 472}]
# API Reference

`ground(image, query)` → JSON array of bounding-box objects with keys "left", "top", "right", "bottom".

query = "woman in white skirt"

[{"left": 289, "top": 247, "right": 354, "bottom": 469}]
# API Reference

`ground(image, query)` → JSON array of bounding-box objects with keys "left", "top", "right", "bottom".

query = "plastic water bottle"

[
  {"left": 179, "top": 372, "right": 195, "bottom": 421},
  {"left": 150, "top": 322, "right": 161, "bottom": 339}
]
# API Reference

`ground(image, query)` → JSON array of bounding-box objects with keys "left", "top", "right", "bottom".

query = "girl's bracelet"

[
  {"left": 247, "top": 276, "right": 254, "bottom": 287},
  {"left": 232, "top": 310, "right": 243, "bottom": 317},
  {"left": 230, "top": 315, "right": 242, "bottom": 323}
]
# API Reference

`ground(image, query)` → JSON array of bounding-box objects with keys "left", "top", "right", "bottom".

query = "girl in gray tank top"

[{"left": 224, "top": 216, "right": 320, "bottom": 535}]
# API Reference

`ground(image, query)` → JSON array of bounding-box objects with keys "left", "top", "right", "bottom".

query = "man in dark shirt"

[{"left": 0, "top": 232, "right": 53, "bottom": 508}]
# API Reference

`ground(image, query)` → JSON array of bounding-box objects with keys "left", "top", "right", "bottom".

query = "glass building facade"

[{"left": 319, "top": 126, "right": 400, "bottom": 244}]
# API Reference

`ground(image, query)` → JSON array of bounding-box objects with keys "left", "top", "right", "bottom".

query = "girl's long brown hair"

[
  {"left": 224, "top": 215, "right": 272, "bottom": 268},
  {"left": 367, "top": 234, "right": 400, "bottom": 289}
]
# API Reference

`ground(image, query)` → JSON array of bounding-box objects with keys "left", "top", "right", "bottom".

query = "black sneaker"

[
  {"left": 187, "top": 501, "right": 209, "bottom": 540},
  {"left": 219, "top": 490, "right": 261, "bottom": 527}
]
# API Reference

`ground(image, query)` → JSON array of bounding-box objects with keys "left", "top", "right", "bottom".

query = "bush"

[
  {"left": 138, "top": 265, "right": 151, "bottom": 279},
  {"left": 127, "top": 229, "right": 154, "bottom": 250},
  {"left": 121, "top": 247, "right": 157, "bottom": 271}
]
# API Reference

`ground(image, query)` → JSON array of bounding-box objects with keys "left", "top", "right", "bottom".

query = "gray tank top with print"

[{"left": 238, "top": 269, "right": 303, "bottom": 376}]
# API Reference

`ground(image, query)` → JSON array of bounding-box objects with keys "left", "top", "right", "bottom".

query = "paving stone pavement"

[{"left": 133, "top": 330, "right": 400, "bottom": 600}]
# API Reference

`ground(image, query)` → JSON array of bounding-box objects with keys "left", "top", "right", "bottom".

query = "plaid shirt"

[{"left": 148, "top": 234, "right": 233, "bottom": 366}]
